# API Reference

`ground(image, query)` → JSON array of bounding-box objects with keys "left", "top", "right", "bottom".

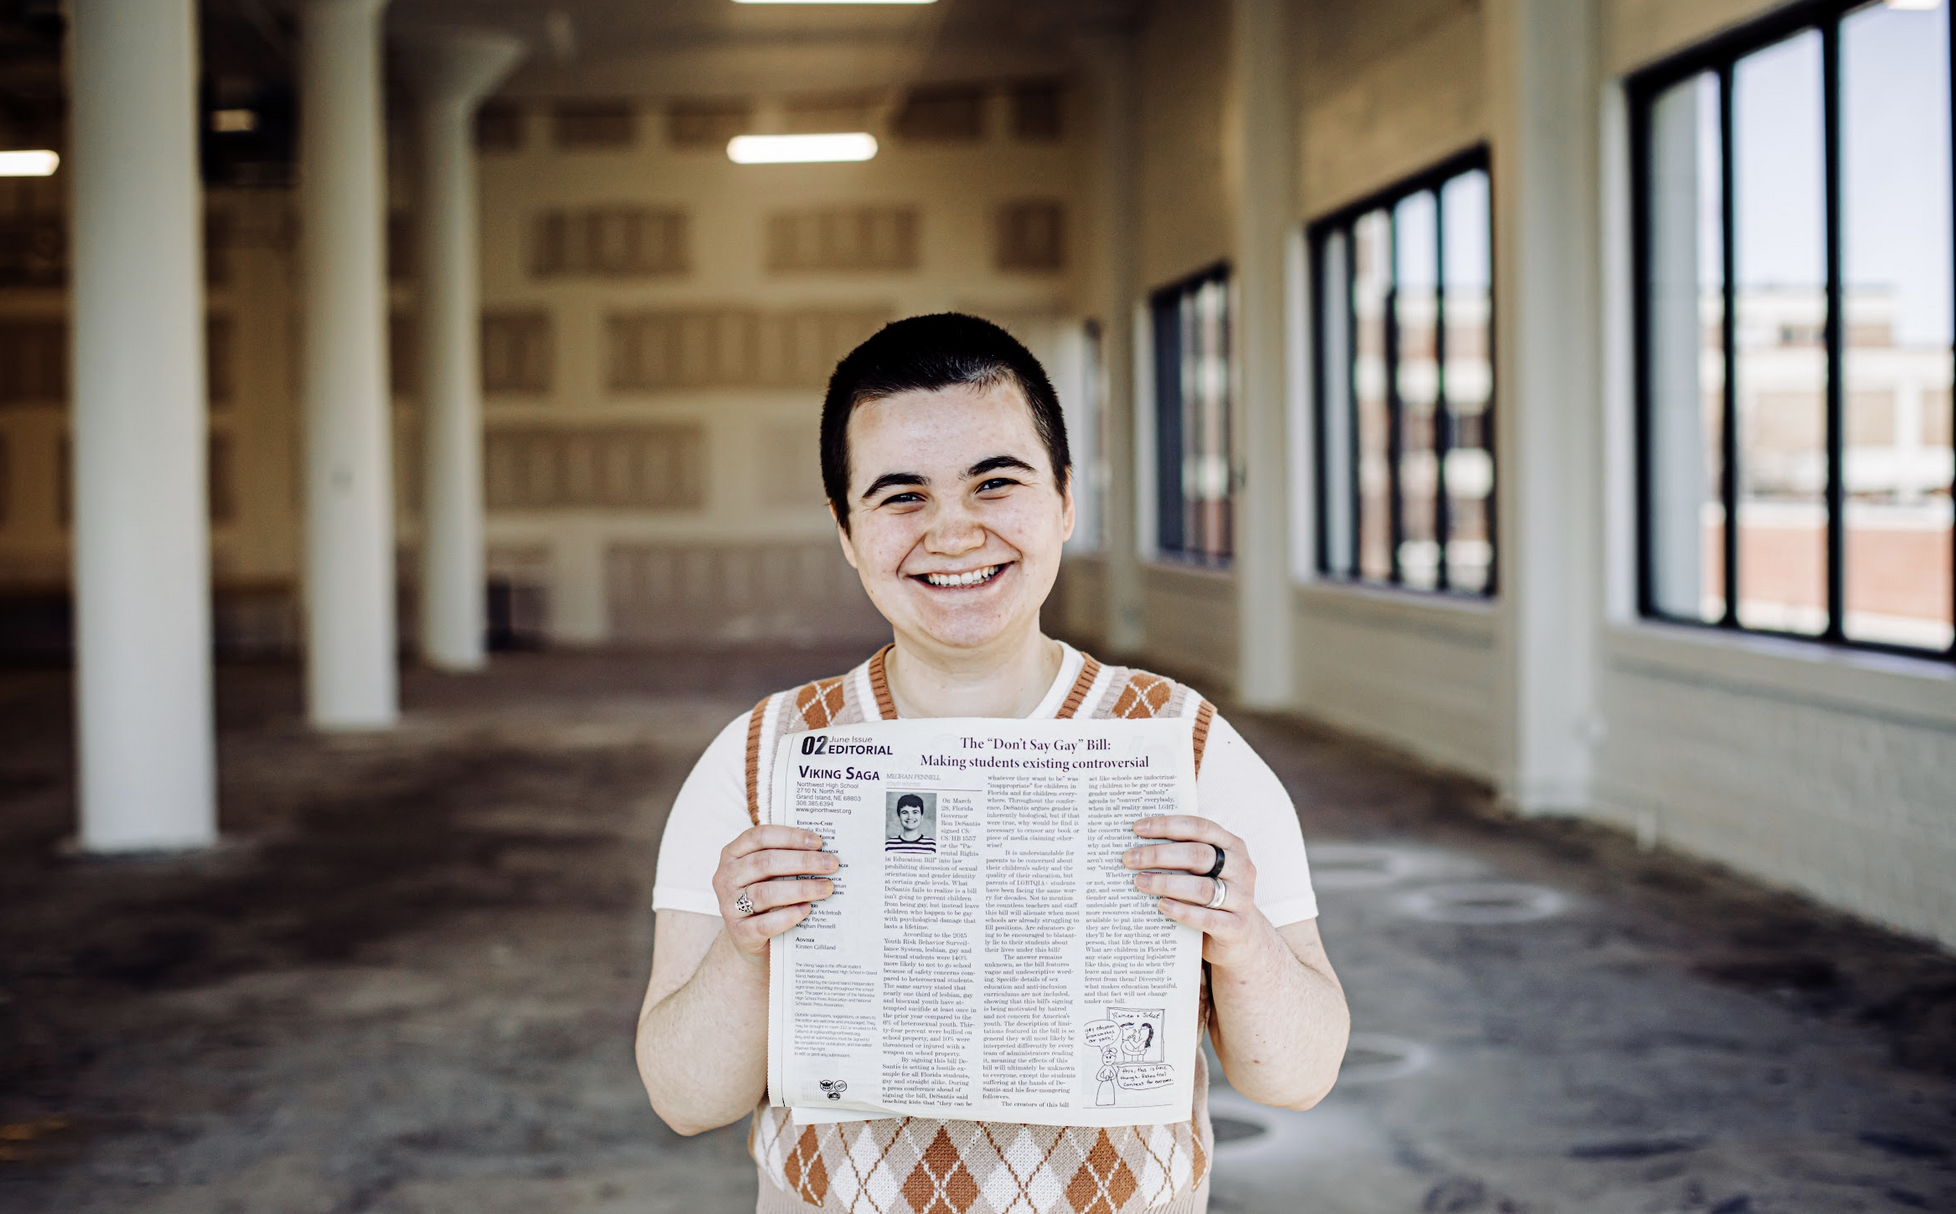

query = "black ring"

[{"left": 1202, "top": 843, "right": 1226, "bottom": 880}]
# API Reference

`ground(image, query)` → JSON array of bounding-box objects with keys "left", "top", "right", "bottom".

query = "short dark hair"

[
  {"left": 821, "top": 313, "right": 1071, "bottom": 531},
  {"left": 896, "top": 793, "right": 925, "bottom": 812}
]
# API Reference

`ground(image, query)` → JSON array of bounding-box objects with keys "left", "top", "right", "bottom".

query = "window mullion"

[
  {"left": 1434, "top": 186, "right": 1453, "bottom": 593},
  {"left": 1949, "top": 0, "right": 1956, "bottom": 660},
  {"left": 1386, "top": 211, "right": 1405, "bottom": 585},
  {"left": 1822, "top": 17, "right": 1847, "bottom": 643},
  {"left": 1719, "top": 62, "right": 1741, "bottom": 630},
  {"left": 1311, "top": 234, "right": 1330, "bottom": 576},
  {"left": 1346, "top": 226, "right": 1363, "bottom": 577}
]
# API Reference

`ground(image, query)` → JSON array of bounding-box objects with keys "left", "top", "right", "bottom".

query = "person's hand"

[
  {"left": 1125, "top": 815, "right": 1272, "bottom": 969},
  {"left": 713, "top": 825, "right": 838, "bottom": 963}
]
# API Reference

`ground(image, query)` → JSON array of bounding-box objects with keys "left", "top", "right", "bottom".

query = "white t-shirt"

[{"left": 652, "top": 643, "right": 1319, "bottom": 928}]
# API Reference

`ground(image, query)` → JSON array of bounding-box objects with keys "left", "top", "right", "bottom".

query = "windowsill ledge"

[
  {"left": 1142, "top": 557, "right": 1236, "bottom": 582},
  {"left": 1606, "top": 619, "right": 1956, "bottom": 733},
  {"left": 1292, "top": 580, "right": 1498, "bottom": 649}
]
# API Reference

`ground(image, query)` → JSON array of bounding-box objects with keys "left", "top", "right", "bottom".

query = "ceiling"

[{"left": 189, "top": 0, "right": 1147, "bottom": 101}]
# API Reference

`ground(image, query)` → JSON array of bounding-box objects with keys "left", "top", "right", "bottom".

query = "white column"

[
  {"left": 68, "top": 0, "right": 216, "bottom": 851},
  {"left": 400, "top": 28, "right": 524, "bottom": 672},
  {"left": 1486, "top": 0, "right": 1603, "bottom": 812},
  {"left": 1078, "top": 25, "right": 1145, "bottom": 652},
  {"left": 1229, "top": 0, "right": 1296, "bottom": 707},
  {"left": 300, "top": 0, "right": 398, "bottom": 728}
]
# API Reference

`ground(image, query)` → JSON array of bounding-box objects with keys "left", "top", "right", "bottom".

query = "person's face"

[
  {"left": 835, "top": 381, "right": 1074, "bottom": 655},
  {"left": 1121, "top": 1023, "right": 1147, "bottom": 1051},
  {"left": 898, "top": 803, "right": 923, "bottom": 832}
]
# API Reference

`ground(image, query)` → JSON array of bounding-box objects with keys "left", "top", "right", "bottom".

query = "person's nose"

[{"left": 922, "top": 498, "right": 986, "bottom": 558}]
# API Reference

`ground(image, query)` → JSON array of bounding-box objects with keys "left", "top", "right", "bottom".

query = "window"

[
  {"left": 1151, "top": 266, "right": 1232, "bottom": 564},
  {"left": 892, "top": 85, "right": 985, "bottom": 142},
  {"left": 552, "top": 101, "right": 635, "bottom": 149},
  {"left": 996, "top": 201, "right": 1066, "bottom": 272},
  {"left": 482, "top": 311, "right": 553, "bottom": 395},
  {"left": 765, "top": 207, "right": 919, "bottom": 274},
  {"left": 1631, "top": 1, "right": 1955, "bottom": 658},
  {"left": 1309, "top": 150, "right": 1495, "bottom": 594},
  {"left": 531, "top": 208, "right": 689, "bottom": 278}
]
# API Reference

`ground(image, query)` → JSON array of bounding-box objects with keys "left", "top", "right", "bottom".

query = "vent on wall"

[
  {"left": 390, "top": 313, "right": 418, "bottom": 398},
  {"left": 606, "top": 540, "right": 888, "bottom": 645},
  {"left": 484, "top": 425, "right": 705, "bottom": 511},
  {"left": 553, "top": 101, "right": 635, "bottom": 149},
  {"left": 996, "top": 200, "right": 1066, "bottom": 272},
  {"left": 766, "top": 206, "right": 918, "bottom": 273},
  {"left": 205, "top": 211, "right": 233, "bottom": 287},
  {"left": 476, "top": 103, "right": 524, "bottom": 152},
  {"left": 1009, "top": 80, "right": 1064, "bottom": 141},
  {"left": 482, "top": 311, "right": 553, "bottom": 394},
  {"left": 208, "top": 432, "right": 235, "bottom": 524},
  {"left": 0, "top": 320, "right": 65, "bottom": 403},
  {"left": 0, "top": 215, "right": 64, "bottom": 288},
  {"left": 668, "top": 98, "right": 752, "bottom": 148},
  {"left": 532, "top": 208, "right": 689, "bottom": 278},
  {"left": 207, "top": 315, "right": 234, "bottom": 406},
  {"left": 784, "top": 91, "right": 880, "bottom": 133},
  {"left": 606, "top": 306, "right": 890, "bottom": 391},
  {"left": 893, "top": 84, "right": 985, "bottom": 141}
]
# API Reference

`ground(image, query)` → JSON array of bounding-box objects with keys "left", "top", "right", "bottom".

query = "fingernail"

[{"left": 1122, "top": 849, "right": 1138, "bottom": 867}]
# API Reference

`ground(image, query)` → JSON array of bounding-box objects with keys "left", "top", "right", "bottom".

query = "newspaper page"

[{"left": 765, "top": 717, "right": 1203, "bottom": 1128}]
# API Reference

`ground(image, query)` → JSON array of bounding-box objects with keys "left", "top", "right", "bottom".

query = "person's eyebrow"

[
  {"left": 861, "top": 471, "right": 928, "bottom": 500},
  {"left": 966, "top": 455, "right": 1037, "bottom": 479}
]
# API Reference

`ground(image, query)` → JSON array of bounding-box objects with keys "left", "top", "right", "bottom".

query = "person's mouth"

[{"left": 914, "top": 563, "right": 1009, "bottom": 589}]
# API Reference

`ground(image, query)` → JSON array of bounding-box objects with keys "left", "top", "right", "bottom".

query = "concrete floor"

[{"left": 0, "top": 646, "right": 1952, "bottom": 1214}]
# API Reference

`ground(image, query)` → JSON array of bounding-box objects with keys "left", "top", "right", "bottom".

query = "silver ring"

[
  {"left": 1205, "top": 878, "right": 1227, "bottom": 910},
  {"left": 735, "top": 891, "right": 755, "bottom": 916}
]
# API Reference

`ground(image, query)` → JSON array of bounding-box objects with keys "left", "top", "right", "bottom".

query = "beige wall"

[
  {"left": 0, "top": 80, "right": 1092, "bottom": 651},
  {"left": 1295, "top": 0, "right": 1486, "bottom": 218},
  {"left": 1137, "top": 0, "right": 1234, "bottom": 288}
]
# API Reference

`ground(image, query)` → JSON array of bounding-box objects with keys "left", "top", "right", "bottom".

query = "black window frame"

[
  {"left": 1150, "top": 262, "right": 1234, "bottom": 566},
  {"left": 1628, "top": 0, "right": 1956, "bottom": 663},
  {"left": 1307, "top": 145, "right": 1498, "bottom": 597}
]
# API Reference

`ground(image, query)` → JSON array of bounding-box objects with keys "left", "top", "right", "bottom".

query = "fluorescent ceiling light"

[
  {"left": 0, "top": 150, "right": 58, "bottom": 177},
  {"left": 734, "top": 1, "right": 935, "bottom": 5},
  {"left": 728, "top": 132, "right": 878, "bottom": 164},
  {"left": 1886, "top": 0, "right": 1941, "bottom": 9}
]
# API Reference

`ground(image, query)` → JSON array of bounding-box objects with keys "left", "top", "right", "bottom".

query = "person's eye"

[
  {"left": 976, "top": 478, "right": 1020, "bottom": 494},
  {"left": 879, "top": 491, "right": 925, "bottom": 507}
]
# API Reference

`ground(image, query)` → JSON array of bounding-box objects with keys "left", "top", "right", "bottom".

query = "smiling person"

[{"left": 636, "top": 313, "right": 1349, "bottom": 1214}]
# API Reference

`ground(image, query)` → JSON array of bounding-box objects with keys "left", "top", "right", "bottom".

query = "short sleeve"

[
  {"left": 651, "top": 712, "right": 753, "bottom": 918},
  {"left": 1194, "top": 713, "right": 1318, "bottom": 927}
]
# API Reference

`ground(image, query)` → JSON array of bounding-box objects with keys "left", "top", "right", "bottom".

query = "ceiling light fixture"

[
  {"left": 728, "top": 132, "right": 878, "bottom": 164},
  {"left": 0, "top": 150, "right": 59, "bottom": 177},
  {"left": 734, "top": 1, "right": 936, "bottom": 5}
]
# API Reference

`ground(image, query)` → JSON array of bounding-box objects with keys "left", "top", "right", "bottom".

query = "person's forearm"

[
  {"left": 1207, "top": 923, "right": 1350, "bottom": 1110},
  {"left": 637, "top": 929, "right": 771, "bottom": 1134}
]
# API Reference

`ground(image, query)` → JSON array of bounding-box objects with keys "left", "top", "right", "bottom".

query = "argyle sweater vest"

[{"left": 743, "top": 645, "right": 1219, "bottom": 1214}]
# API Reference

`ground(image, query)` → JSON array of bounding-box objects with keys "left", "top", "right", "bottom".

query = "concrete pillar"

[
  {"left": 67, "top": 0, "right": 216, "bottom": 851},
  {"left": 1077, "top": 25, "right": 1145, "bottom": 653},
  {"left": 1485, "top": 0, "right": 1603, "bottom": 812},
  {"left": 300, "top": 0, "right": 398, "bottom": 729},
  {"left": 399, "top": 27, "right": 524, "bottom": 672},
  {"left": 1229, "top": 0, "right": 1296, "bottom": 707}
]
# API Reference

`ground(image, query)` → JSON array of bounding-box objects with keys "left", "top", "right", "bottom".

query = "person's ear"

[
  {"left": 1059, "top": 465, "right": 1077, "bottom": 543},
  {"left": 830, "top": 501, "right": 860, "bottom": 570}
]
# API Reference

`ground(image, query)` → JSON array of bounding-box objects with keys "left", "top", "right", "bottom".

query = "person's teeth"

[{"left": 926, "top": 565, "right": 997, "bottom": 587}]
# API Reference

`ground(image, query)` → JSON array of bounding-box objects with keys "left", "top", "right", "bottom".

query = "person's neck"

[{"left": 885, "top": 628, "right": 1063, "bottom": 719}]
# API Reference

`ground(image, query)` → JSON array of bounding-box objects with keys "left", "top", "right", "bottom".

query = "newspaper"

[{"left": 765, "top": 717, "right": 1203, "bottom": 1128}]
